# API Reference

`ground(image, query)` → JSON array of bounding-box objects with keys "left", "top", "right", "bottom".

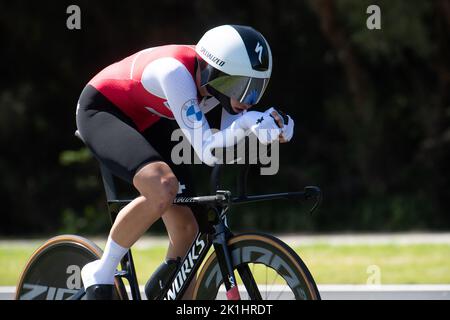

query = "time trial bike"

[{"left": 15, "top": 131, "right": 322, "bottom": 300}]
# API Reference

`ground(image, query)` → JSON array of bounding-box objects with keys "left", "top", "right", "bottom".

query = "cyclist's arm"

[
  {"left": 153, "top": 58, "right": 254, "bottom": 166},
  {"left": 219, "top": 108, "right": 242, "bottom": 130}
]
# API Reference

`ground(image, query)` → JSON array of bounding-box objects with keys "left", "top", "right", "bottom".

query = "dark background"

[{"left": 1, "top": 0, "right": 449, "bottom": 236}]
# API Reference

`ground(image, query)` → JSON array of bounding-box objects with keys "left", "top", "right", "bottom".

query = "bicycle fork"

[{"left": 212, "top": 222, "right": 241, "bottom": 300}]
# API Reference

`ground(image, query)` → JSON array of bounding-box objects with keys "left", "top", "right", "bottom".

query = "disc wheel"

[{"left": 15, "top": 235, "right": 127, "bottom": 300}]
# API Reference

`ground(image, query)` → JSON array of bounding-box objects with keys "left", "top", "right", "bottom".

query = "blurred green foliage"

[{"left": 0, "top": 0, "right": 449, "bottom": 235}]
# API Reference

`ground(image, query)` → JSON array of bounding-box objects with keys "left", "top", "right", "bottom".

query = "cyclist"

[{"left": 76, "top": 25, "right": 294, "bottom": 299}]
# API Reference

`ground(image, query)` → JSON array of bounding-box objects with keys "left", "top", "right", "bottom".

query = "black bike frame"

[
  {"left": 73, "top": 160, "right": 321, "bottom": 300},
  {"left": 106, "top": 191, "right": 239, "bottom": 300},
  {"left": 109, "top": 164, "right": 320, "bottom": 300},
  {"left": 74, "top": 130, "right": 321, "bottom": 300}
]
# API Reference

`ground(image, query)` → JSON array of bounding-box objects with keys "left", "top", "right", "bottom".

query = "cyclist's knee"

[
  {"left": 159, "top": 175, "right": 179, "bottom": 203},
  {"left": 133, "top": 162, "right": 179, "bottom": 210}
]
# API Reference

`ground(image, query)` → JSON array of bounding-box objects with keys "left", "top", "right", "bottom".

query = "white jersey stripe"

[{"left": 130, "top": 48, "right": 156, "bottom": 79}]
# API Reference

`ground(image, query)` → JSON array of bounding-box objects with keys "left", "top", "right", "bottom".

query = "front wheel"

[
  {"left": 15, "top": 235, "right": 127, "bottom": 300},
  {"left": 193, "top": 233, "right": 320, "bottom": 300}
]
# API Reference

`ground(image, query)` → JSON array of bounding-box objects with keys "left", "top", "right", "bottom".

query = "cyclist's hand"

[
  {"left": 266, "top": 107, "right": 294, "bottom": 143},
  {"left": 246, "top": 109, "right": 282, "bottom": 145},
  {"left": 281, "top": 114, "right": 294, "bottom": 142}
]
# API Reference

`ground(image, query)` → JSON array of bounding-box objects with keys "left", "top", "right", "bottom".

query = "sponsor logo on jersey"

[{"left": 181, "top": 99, "right": 204, "bottom": 129}]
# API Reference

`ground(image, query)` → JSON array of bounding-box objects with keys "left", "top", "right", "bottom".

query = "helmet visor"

[{"left": 208, "top": 75, "right": 269, "bottom": 105}]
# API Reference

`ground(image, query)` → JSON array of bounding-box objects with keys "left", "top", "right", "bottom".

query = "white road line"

[{"left": 7, "top": 285, "right": 450, "bottom": 300}]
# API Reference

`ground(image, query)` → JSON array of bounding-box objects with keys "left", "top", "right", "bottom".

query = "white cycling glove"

[
  {"left": 235, "top": 109, "right": 282, "bottom": 145},
  {"left": 264, "top": 107, "right": 295, "bottom": 142},
  {"left": 280, "top": 114, "right": 294, "bottom": 142},
  {"left": 200, "top": 107, "right": 295, "bottom": 166}
]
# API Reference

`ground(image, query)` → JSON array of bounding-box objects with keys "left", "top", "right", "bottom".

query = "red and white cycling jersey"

[
  {"left": 86, "top": 45, "right": 280, "bottom": 166},
  {"left": 88, "top": 45, "right": 200, "bottom": 132}
]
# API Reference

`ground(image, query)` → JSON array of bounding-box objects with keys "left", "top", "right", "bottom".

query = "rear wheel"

[
  {"left": 15, "top": 235, "right": 127, "bottom": 300},
  {"left": 193, "top": 233, "right": 320, "bottom": 300}
]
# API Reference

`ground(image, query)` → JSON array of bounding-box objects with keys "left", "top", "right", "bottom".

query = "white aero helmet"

[{"left": 196, "top": 25, "right": 272, "bottom": 114}]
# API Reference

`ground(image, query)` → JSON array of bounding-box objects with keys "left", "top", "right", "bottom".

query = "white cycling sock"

[{"left": 81, "top": 236, "right": 128, "bottom": 288}]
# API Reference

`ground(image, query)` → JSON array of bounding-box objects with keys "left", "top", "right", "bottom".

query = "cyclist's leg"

[
  {"left": 113, "top": 161, "right": 178, "bottom": 247},
  {"left": 141, "top": 118, "right": 200, "bottom": 257},
  {"left": 142, "top": 119, "right": 199, "bottom": 299},
  {"left": 76, "top": 86, "right": 179, "bottom": 294},
  {"left": 82, "top": 163, "right": 179, "bottom": 295},
  {"left": 81, "top": 162, "right": 179, "bottom": 296},
  {"left": 161, "top": 205, "right": 198, "bottom": 299},
  {"left": 162, "top": 206, "right": 198, "bottom": 259}
]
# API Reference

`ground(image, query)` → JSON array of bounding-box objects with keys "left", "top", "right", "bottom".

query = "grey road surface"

[
  {"left": 5, "top": 233, "right": 450, "bottom": 300},
  {"left": 6, "top": 285, "right": 450, "bottom": 300}
]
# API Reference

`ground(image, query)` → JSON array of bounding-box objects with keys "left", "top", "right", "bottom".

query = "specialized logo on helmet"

[
  {"left": 200, "top": 46, "right": 225, "bottom": 67},
  {"left": 181, "top": 99, "right": 204, "bottom": 129},
  {"left": 255, "top": 42, "right": 263, "bottom": 63}
]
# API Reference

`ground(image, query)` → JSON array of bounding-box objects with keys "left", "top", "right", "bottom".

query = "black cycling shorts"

[{"left": 75, "top": 85, "right": 195, "bottom": 196}]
